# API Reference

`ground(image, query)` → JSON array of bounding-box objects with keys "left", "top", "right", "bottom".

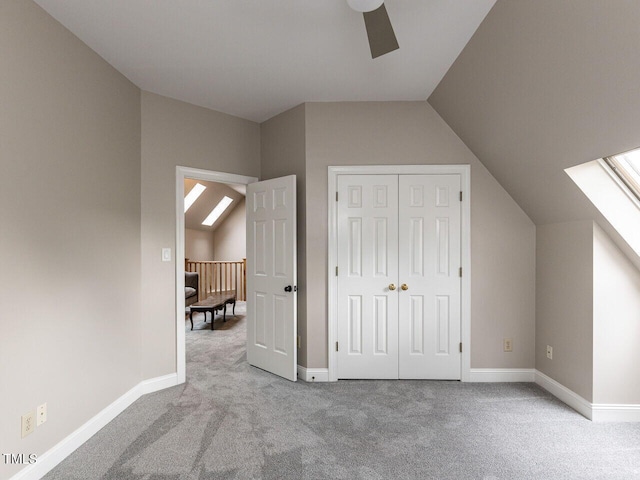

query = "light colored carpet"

[{"left": 44, "top": 304, "right": 640, "bottom": 479}]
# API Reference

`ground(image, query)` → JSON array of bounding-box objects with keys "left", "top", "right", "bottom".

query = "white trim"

[
  {"left": 591, "top": 404, "right": 640, "bottom": 422},
  {"left": 469, "top": 368, "right": 535, "bottom": 382},
  {"left": 534, "top": 370, "right": 593, "bottom": 420},
  {"left": 10, "top": 373, "right": 179, "bottom": 480},
  {"left": 175, "top": 167, "right": 258, "bottom": 385},
  {"left": 327, "top": 165, "right": 471, "bottom": 382},
  {"left": 297, "top": 366, "right": 330, "bottom": 382},
  {"left": 139, "top": 372, "right": 180, "bottom": 395}
]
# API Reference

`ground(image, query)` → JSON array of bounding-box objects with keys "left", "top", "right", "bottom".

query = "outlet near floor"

[
  {"left": 503, "top": 338, "right": 513, "bottom": 352},
  {"left": 547, "top": 345, "right": 553, "bottom": 360},
  {"left": 21, "top": 412, "right": 35, "bottom": 438}
]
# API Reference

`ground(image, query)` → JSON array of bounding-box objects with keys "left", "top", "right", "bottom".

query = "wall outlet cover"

[
  {"left": 37, "top": 403, "right": 47, "bottom": 426},
  {"left": 503, "top": 338, "right": 513, "bottom": 352},
  {"left": 21, "top": 412, "right": 35, "bottom": 438}
]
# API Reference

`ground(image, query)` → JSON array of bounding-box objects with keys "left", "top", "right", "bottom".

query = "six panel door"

[
  {"left": 337, "top": 175, "right": 399, "bottom": 379},
  {"left": 337, "top": 174, "right": 462, "bottom": 380},
  {"left": 398, "top": 175, "right": 461, "bottom": 379},
  {"left": 246, "top": 175, "right": 297, "bottom": 382}
]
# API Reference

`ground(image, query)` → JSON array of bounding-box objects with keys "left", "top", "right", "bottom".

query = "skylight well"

[
  {"left": 184, "top": 183, "right": 206, "bottom": 212},
  {"left": 604, "top": 148, "right": 640, "bottom": 203},
  {"left": 202, "top": 196, "right": 233, "bottom": 226},
  {"left": 565, "top": 147, "right": 640, "bottom": 258}
]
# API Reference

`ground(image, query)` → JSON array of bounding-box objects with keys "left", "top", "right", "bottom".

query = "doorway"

[
  {"left": 175, "top": 167, "right": 258, "bottom": 384},
  {"left": 327, "top": 165, "right": 471, "bottom": 382}
]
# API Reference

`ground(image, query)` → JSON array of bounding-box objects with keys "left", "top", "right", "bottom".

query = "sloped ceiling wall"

[{"left": 429, "top": 0, "right": 640, "bottom": 226}]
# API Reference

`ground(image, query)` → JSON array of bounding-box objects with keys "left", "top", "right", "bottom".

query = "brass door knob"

[
  {"left": 388, "top": 284, "right": 396, "bottom": 291},
  {"left": 401, "top": 284, "right": 409, "bottom": 291}
]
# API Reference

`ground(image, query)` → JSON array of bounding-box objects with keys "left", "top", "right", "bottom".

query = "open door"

[{"left": 246, "top": 175, "right": 297, "bottom": 381}]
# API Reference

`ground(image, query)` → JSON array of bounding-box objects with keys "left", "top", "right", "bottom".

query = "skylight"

[
  {"left": 566, "top": 154, "right": 640, "bottom": 258},
  {"left": 184, "top": 183, "right": 206, "bottom": 212},
  {"left": 604, "top": 148, "right": 640, "bottom": 203},
  {"left": 202, "top": 196, "right": 233, "bottom": 226}
]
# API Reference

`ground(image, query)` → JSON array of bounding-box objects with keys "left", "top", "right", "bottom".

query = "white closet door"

[
  {"left": 398, "top": 175, "right": 461, "bottom": 379},
  {"left": 337, "top": 175, "right": 399, "bottom": 379}
]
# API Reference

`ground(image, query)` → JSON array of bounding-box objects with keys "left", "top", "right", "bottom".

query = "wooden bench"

[{"left": 188, "top": 290, "right": 236, "bottom": 330}]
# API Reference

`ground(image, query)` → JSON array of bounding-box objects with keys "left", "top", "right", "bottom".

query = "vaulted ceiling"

[
  {"left": 429, "top": 0, "right": 640, "bottom": 227},
  {"left": 33, "top": 0, "right": 495, "bottom": 122}
]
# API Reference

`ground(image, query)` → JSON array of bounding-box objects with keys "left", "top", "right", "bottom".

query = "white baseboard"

[
  {"left": 11, "top": 373, "right": 179, "bottom": 480},
  {"left": 468, "top": 368, "right": 536, "bottom": 382},
  {"left": 591, "top": 403, "right": 640, "bottom": 422},
  {"left": 297, "top": 365, "right": 329, "bottom": 382},
  {"left": 534, "top": 370, "right": 593, "bottom": 420},
  {"left": 139, "top": 372, "right": 180, "bottom": 394}
]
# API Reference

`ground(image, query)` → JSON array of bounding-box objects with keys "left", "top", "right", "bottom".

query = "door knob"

[
  {"left": 401, "top": 284, "right": 409, "bottom": 291},
  {"left": 388, "top": 284, "right": 396, "bottom": 291},
  {"left": 284, "top": 285, "right": 293, "bottom": 292}
]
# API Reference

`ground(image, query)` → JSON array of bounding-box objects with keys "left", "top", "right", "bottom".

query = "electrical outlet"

[
  {"left": 503, "top": 338, "right": 513, "bottom": 352},
  {"left": 547, "top": 345, "right": 553, "bottom": 360},
  {"left": 37, "top": 403, "right": 47, "bottom": 426},
  {"left": 21, "top": 412, "right": 35, "bottom": 438}
]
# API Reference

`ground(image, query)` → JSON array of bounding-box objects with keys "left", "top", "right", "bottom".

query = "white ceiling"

[{"left": 34, "top": 0, "right": 495, "bottom": 122}]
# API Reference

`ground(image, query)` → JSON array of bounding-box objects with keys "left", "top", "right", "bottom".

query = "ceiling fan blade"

[{"left": 363, "top": 3, "right": 399, "bottom": 59}]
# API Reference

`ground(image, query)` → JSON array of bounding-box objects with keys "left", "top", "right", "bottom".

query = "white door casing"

[
  {"left": 246, "top": 175, "right": 297, "bottom": 381},
  {"left": 337, "top": 175, "right": 399, "bottom": 379},
  {"left": 176, "top": 167, "right": 258, "bottom": 386},
  {"left": 334, "top": 170, "right": 465, "bottom": 380},
  {"left": 398, "top": 175, "right": 461, "bottom": 379}
]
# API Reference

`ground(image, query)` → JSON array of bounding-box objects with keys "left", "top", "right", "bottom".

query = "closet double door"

[{"left": 337, "top": 174, "right": 461, "bottom": 379}]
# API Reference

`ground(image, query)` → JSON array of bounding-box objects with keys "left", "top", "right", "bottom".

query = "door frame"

[
  {"left": 327, "top": 165, "right": 471, "bottom": 382},
  {"left": 175, "top": 166, "right": 258, "bottom": 384}
]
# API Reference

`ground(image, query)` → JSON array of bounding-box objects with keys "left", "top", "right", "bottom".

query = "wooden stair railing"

[{"left": 185, "top": 258, "right": 247, "bottom": 301}]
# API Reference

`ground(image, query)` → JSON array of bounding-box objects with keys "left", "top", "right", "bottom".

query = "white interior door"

[
  {"left": 246, "top": 175, "right": 297, "bottom": 381},
  {"left": 337, "top": 175, "right": 399, "bottom": 379},
  {"left": 398, "top": 175, "right": 461, "bottom": 379},
  {"left": 336, "top": 174, "right": 462, "bottom": 380}
]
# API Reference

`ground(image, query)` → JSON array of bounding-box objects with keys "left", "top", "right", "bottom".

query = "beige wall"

[
  {"left": 593, "top": 224, "right": 640, "bottom": 405},
  {"left": 536, "top": 221, "right": 594, "bottom": 401},
  {"left": 429, "top": 0, "right": 640, "bottom": 227},
  {"left": 141, "top": 92, "right": 260, "bottom": 378},
  {"left": 213, "top": 198, "right": 247, "bottom": 261},
  {"left": 185, "top": 228, "right": 215, "bottom": 261},
  {"left": 305, "top": 101, "right": 536, "bottom": 369},
  {"left": 260, "top": 104, "right": 309, "bottom": 365},
  {"left": 0, "top": 1, "right": 141, "bottom": 478}
]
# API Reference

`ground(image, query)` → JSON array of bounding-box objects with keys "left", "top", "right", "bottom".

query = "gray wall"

[
  {"left": 141, "top": 92, "right": 260, "bottom": 379},
  {"left": 536, "top": 221, "right": 594, "bottom": 401},
  {"left": 185, "top": 228, "right": 215, "bottom": 261},
  {"left": 0, "top": 1, "right": 141, "bottom": 478},
  {"left": 213, "top": 198, "right": 247, "bottom": 261},
  {"left": 429, "top": 0, "right": 640, "bottom": 226},
  {"left": 429, "top": 0, "right": 640, "bottom": 405},
  {"left": 260, "top": 104, "right": 308, "bottom": 365},
  {"left": 304, "top": 101, "right": 536, "bottom": 369}
]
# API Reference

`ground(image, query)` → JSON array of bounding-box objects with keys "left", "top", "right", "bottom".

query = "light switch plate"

[{"left": 161, "top": 248, "right": 171, "bottom": 262}]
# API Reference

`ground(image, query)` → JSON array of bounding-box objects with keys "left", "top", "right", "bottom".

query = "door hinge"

[
  {"left": 297, "top": 335, "right": 301, "bottom": 348},
  {"left": 336, "top": 341, "right": 339, "bottom": 352},
  {"left": 335, "top": 266, "right": 338, "bottom": 276},
  {"left": 459, "top": 267, "right": 462, "bottom": 278},
  {"left": 459, "top": 342, "right": 462, "bottom": 353},
  {"left": 336, "top": 192, "right": 338, "bottom": 201},
  {"left": 459, "top": 191, "right": 463, "bottom": 202}
]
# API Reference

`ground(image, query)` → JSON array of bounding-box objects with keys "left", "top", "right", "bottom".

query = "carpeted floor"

[{"left": 44, "top": 303, "right": 640, "bottom": 479}]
